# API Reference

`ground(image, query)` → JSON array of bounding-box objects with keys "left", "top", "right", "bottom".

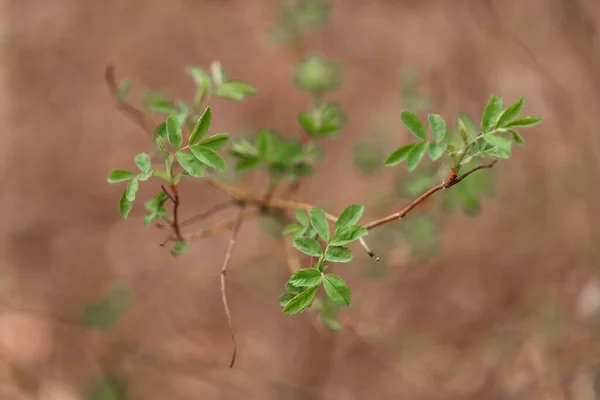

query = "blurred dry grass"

[{"left": 2, "top": 0, "right": 600, "bottom": 398}]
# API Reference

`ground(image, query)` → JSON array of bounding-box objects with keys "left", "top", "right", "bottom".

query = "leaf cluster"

[
  {"left": 385, "top": 96, "right": 541, "bottom": 172},
  {"left": 279, "top": 205, "right": 366, "bottom": 314}
]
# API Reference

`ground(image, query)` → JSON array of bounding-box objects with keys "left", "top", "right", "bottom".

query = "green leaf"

[
  {"left": 189, "top": 106, "right": 212, "bottom": 145},
  {"left": 125, "top": 178, "right": 139, "bottom": 201},
  {"left": 292, "top": 237, "right": 323, "bottom": 257},
  {"left": 231, "top": 139, "right": 260, "bottom": 159},
  {"left": 282, "top": 285, "right": 319, "bottom": 314},
  {"left": 481, "top": 95, "right": 503, "bottom": 132},
  {"left": 199, "top": 133, "right": 228, "bottom": 150},
  {"left": 406, "top": 142, "right": 428, "bottom": 171},
  {"left": 325, "top": 246, "right": 353, "bottom": 262},
  {"left": 187, "top": 66, "right": 212, "bottom": 105},
  {"left": 504, "top": 117, "right": 542, "bottom": 128},
  {"left": 483, "top": 133, "right": 512, "bottom": 152},
  {"left": 170, "top": 240, "right": 188, "bottom": 257},
  {"left": 257, "top": 130, "right": 272, "bottom": 157},
  {"left": 295, "top": 209, "right": 309, "bottom": 226},
  {"left": 428, "top": 142, "right": 447, "bottom": 161},
  {"left": 496, "top": 97, "right": 525, "bottom": 128},
  {"left": 119, "top": 190, "right": 133, "bottom": 219},
  {"left": 322, "top": 274, "right": 351, "bottom": 306},
  {"left": 385, "top": 143, "right": 418, "bottom": 166},
  {"left": 428, "top": 114, "right": 446, "bottom": 142},
  {"left": 210, "top": 61, "right": 226, "bottom": 86},
  {"left": 308, "top": 207, "right": 330, "bottom": 242},
  {"left": 134, "top": 153, "right": 151, "bottom": 174},
  {"left": 285, "top": 281, "right": 303, "bottom": 295},
  {"left": 147, "top": 99, "right": 178, "bottom": 114},
  {"left": 283, "top": 224, "right": 302, "bottom": 235},
  {"left": 509, "top": 129, "right": 525, "bottom": 146},
  {"left": 293, "top": 55, "right": 342, "bottom": 94},
  {"left": 289, "top": 268, "right": 323, "bottom": 287},
  {"left": 235, "top": 158, "right": 262, "bottom": 172},
  {"left": 215, "top": 81, "right": 257, "bottom": 102},
  {"left": 322, "top": 316, "right": 343, "bottom": 331},
  {"left": 107, "top": 169, "right": 136, "bottom": 184},
  {"left": 190, "top": 145, "right": 227, "bottom": 172},
  {"left": 166, "top": 115, "right": 183, "bottom": 149},
  {"left": 279, "top": 293, "right": 296, "bottom": 307},
  {"left": 400, "top": 111, "right": 427, "bottom": 141},
  {"left": 330, "top": 225, "right": 368, "bottom": 246},
  {"left": 334, "top": 204, "right": 364, "bottom": 234},
  {"left": 176, "top": 151, "right": 205, "bottom": 178}
]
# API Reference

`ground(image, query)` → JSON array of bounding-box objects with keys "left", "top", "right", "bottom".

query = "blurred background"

[{"left": 2, "top": 0, "right": 600, "bottom": 398}]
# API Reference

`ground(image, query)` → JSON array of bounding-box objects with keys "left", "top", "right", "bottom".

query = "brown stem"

[
  {"left": 364, "top": 160, "right": 497, "bottom": 231},
  {"left": 171, "top": 185, "right": 183, "bottom": 241},
  {"left": 179, "top": 201, "right": 233, "bottom": 228},
  {"left": 183, "top": 208, "right": 259, "bottom": 242},
  {"left": 104, "top": 63, "right": 155, "bottom": 136},
  {"left": 220, "top": 207, "right": 245, "bottom": 368}
]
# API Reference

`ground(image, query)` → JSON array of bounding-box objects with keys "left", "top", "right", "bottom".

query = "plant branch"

[
  {"left": 179, "top": 201, "right": 233, "bottom": 228},
  {"left": 170, "top": 185, "right": 183, "bottom": 241},
  {"left": 104, "top": 63, "right": 155, "bottom": 136},
  {"left": 183, "top": 208, "right": 259, "bottom": 242},
  {"left": 220, "top": 207, "right": 245, "bottom": 368},
  {"left": 364, "top": 160, "right": 498, "bottom": 231},
  {"left": 161, "top": 185, "right": 176, "bottom": 203}
]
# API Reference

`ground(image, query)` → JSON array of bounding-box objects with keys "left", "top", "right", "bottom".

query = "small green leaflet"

[
  {"left": 215, "top": 81, "right": 257, "bottom": 102},
  {"left": 289, "top": 268, "right": 323, "bottom": 287},
  {"left": 107, "top": 169, "right": 136, "bottom": 183},
  {"left": 176, "top": 151, "right": 205, "bottom": 177},
  {"left": 406, "top": 142, "right": 428, "bottom": 171},
  {"left": 308, "top": 208, "right": 330, "bottom": 242},
  {"left": 171, "top": 240, "right": 188, "bottom": 257},
  {"left": 484, "top": 133, "right": 512, "bottom": 152},
  {"left": 330, "top": 225, "right": 368, "bottom": 246},
  {"left": 292, "top": 237, "right": 323, "bottom": 257},
  {"left": 282, "top": 285, "right": 319, "bottom": 314},
  {"left": 325, "top": 246, "right": 353, "bottom": 262},
  {"left": 427, "top": 114, "right": 446, "bottom": 142},
  {"left": 125, "top": 178, "right": 139, "bottom": 201},
  {"left": 428, "top": 143, "right": 446, "bottom": 161},
  {"left": 400, "top": 111, "right": 427, "bottom": 141},
  {"left": 166, "top": 115, "right": 183, "bottom": 149},
  {"left": 189, "top": 106, "right": 212, "bottom": 145},
  {"left": 134, "top": 153, "right": 151, "bottom": 174},
  {"left": 334, "top": 204, "right": 364, "bottom": 233},
  {"left": 279, "top": 293, "right": 295, "bottom": 306},
  {"left": 496, "top": 97, "right": 524, "bottom": 128},
  {"left": 295, "top": 209, "right": 309, "bottom": 226},
  {"left": 322, "top": 274, "right": 351, "bottom": 306},
  {"left": 509, "top": 129, "right": 525, "bottom": 146},
  {"left": 199, "top": 133, "right": 229, "bottom": 150},
  {"left": 385, "top": 143, "right": 418, "bottom": 166},
  {"left": 505, "top": 117, "right": 542, "bottom": 128},
  {"left": 481, "top": 95, "right": 503, "bottom": 132},
  {"left": 190, "top": 145, "right": 227, "bottom": 172},
  {"left": 119, "top": 190, "right": 133, "bottom": 219}
]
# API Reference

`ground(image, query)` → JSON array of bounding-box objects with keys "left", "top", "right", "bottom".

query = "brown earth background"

[{"left": 2, "top": 0, "right": 600, "bottom": 399}]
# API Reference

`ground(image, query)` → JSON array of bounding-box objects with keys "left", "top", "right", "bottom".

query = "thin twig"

[
  {"left": 171, "top": 185, "right": 183, "bottom": 241},
  {"left": 183, "top": 208, "right": 259, "bottom": 242},
  {"left": 220, "top": 207, "right": 245, "bottom": 368},
  {"left": 364, "top": 160, "right": 498, "bottom": 230},
  {"left": 179, "top": 201, "right": 233, "bottom": 228},
  {"left": 161, "top": 185, "right": 175, "bottom": 203},
  {"left": 104, "top": 63, "right": 154, "bottom": 136}
]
